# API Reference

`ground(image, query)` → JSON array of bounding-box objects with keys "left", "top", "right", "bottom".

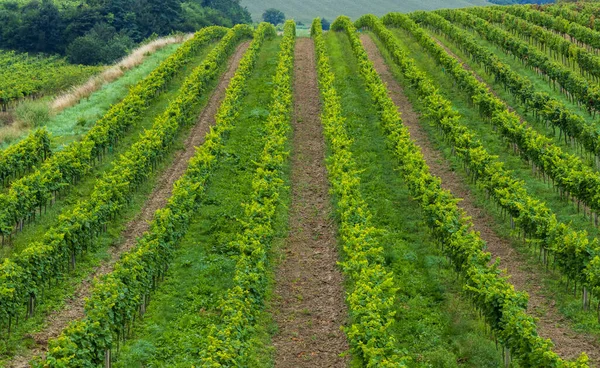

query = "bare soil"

[
  {"left": 7, "top": 41, "right": 251, "bottom": 368},
  {"left": 361, "top": 33, "right": 600, "bottom": 365},
  {"left": 271, "top": 38, "right": 349, "bottom": 367}
]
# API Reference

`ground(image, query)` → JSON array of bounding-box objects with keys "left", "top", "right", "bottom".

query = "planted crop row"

[
  {"left": 468, "top": 7, "right": 600, "bottom": 84},
  {"left": 441, "top": 9, "right": 600, "bottom": 115},
  {"left": 38, "top": 23, "right": 275, "bottom": 368},
  {"left": 0, "top": 25, "right": 253, "bottom": 336},
  {"left": 310, "top": 18, "right": 404, "bottom": 367},
  {"left": 412, "top": 11, "right": 600, "bottom": 222},
  {"left": 412, "top": 11, "right": 600, "bottom": 162},
  {"left": 344, "top": 14, "right": 589, "bottom": 366},
  {"left": 0, "top": 129, "right": 51, "bottom": 188},
  {"left": 539, "top": 4, "right": 600, "bottom": 36},
  {"left": 384, "top": 11, "right": 600, "bottom": 311},
  {"left": 502, "top": 5, "right": 600, "bottom": 51},
  {"left": 198, "top": 20, "right": 295, "bottom": 367},
  {"left": 0, "top": 26, "right": 228, "bottom": 238}
]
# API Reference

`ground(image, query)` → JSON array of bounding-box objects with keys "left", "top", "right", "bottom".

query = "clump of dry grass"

[{"left": 51, "top": 33, "right": 192, "bottom": 112}]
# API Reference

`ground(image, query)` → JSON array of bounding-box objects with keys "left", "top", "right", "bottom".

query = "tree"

[
  {"left": 321, "top": 18, "right": 330, "bottom": 31},
  {"left": 262, "top": 8, "right": 284, "bottom": 25},
  {"left": 16, "top": 0, "right": 64, "bottom": 53},
  {"left": 67, "top": 23, "right": 133, "bottom": 65}
]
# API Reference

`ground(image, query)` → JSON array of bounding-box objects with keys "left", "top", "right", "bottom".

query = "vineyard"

[
  {"left": 0, "top": 51, "right": 99, "bottom": 111},
  {"left": 5, "top": 1, "right": 600, "bottom": 367}
]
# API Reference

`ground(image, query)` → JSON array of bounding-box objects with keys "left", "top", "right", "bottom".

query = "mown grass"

[
  {"left": 325, "top": 30, "right": 502, "bottom": 367},
  {"left": 0, "top": 41, "right": 229, "bottom": 363},
  {"left": 376, "top": 25, "right": 600, "bottom": 340},
  {"left": 113, "top": 37, "right": 290, "bottom": 367},
  {"left": 0, "top": 42, "right": 217, "bottom": 260}
]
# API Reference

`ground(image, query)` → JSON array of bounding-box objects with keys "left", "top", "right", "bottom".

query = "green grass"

[
  {"left": 0, "top": 42, "right": 228, "bottom": 363},
  {"left": 325, "top": 30, "right": 502, "bottom": 368},
  {"left": 0, "top": 42, "right": 217, "bottom": 260},
  {"left": 371, "top": 26, "right": 600, "bottom": 340},
  {"left": 242, "top": 0, "right": 490, "bottom": 24},
  {"left": 113, "top": 37, "right": 289, "bottom": 368}
]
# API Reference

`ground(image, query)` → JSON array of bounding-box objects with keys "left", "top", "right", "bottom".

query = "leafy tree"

[
  {"left": 262, "top": 8, "right": 284, "bottom": 25},
  {"left": 201, "top": 0, "right": 251, "bottom": 24},
  {"left": 67, "top": 23, "right": 133, "bottom": 65}
]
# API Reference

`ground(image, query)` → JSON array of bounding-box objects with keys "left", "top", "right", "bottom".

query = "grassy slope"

[
  {"left": 0, "top": 41, "right": 225, "bottom": 362},
  {"left": 325, "top": 30, "right": 502, "bottom": 367},
  {"left": 241, "top": 0, "right": 490, "bottom": 23},
  {"left": 376, "top": 24, "right": 600, "bottom": 339},
  {"left": 113, "top": 38, "right": 288, "bottom": 368}
]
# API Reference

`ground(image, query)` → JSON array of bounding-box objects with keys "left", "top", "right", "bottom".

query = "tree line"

[{"left": 0, "top": 0, "right": 251, "bottom": 65}]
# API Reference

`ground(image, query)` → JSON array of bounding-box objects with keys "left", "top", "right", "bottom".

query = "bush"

[
  {"left": 67, "top": 23, "right": 134, "bottom": 65},
  {"left": 14, "top": 100, "right": 51, "bottom": 127}
]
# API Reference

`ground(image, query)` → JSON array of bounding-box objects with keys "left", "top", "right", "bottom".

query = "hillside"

[
  {"left": 240, "top": 0, "right": 491, "bottom": 22},
  {"left": 5, "top": 2, "right": 600, "bottom": 368}
]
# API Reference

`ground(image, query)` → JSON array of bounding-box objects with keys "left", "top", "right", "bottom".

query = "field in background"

[{"left": 240, "top": 0, "right": 491, "bottom": 23}]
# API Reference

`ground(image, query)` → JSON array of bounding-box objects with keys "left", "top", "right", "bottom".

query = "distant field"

[{"left": 240, "top": 0, "right": 491, "bottom": 23}]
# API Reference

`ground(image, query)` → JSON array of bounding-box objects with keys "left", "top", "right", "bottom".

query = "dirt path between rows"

[
  {"left": 7, "top": 41, "right": 251, "bottom": 368},
  {"left": 271, "top": 38, "right": 349, "bottom": 367},
  {"left": 361, "top": 33, "right": 600, "bottom": 365}
]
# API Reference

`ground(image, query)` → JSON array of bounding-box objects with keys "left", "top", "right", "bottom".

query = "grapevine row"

[
  {"left": 198, "top": 20, "right": 295, "bottom": 367},
  {"left": 541, "top": 3, "right": 600, "bottom": 33},
  {"left": 345, "top": 14, "right": 589, "bottom": 366},
  {"left": 37, "top": 23, "right": 275, "bottom": 367},
  {"left": 468, "top": 7, "right": 600, "bottom": 84},
  {"left": 0, "top": 25, "right": 253, "bottom": 336},
  {"left": 413, "top": 10, "right": 600, "bottom": 161},
  {"left": 0, "top": 129, "right": 51, "bottom": 188},
  {"left": 0, "top": 26, "right": 228, "bottom": 238},
  {"left": 311, "top": 18, "right": 404, "bottom": 367},
  {"left": 441, "top": 9, "right": 600, "bottom": 116},
  {"left": 502, "top": 5, "right": 600, "bottom": 51},
  {"left": 386, "top": 11, "right": 600, "bottom": 307},
  {"left": 414, "top": 10, "right": 600, "bottom": 222}
]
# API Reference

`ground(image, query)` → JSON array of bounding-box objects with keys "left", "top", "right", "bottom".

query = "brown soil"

[
  {"left": 361, "top": 33, "right": 600, "bottom": 365},
  {"left": 6, "top": 41, "right": 251, "bottom": 368},
  {"left": 271, "top": 38, "right": 349, "bottom": 367}
]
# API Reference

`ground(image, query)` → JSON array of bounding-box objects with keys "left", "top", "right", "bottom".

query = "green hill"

[{"left": 240, "top": 0, "right": 491, "bottom": 23}]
